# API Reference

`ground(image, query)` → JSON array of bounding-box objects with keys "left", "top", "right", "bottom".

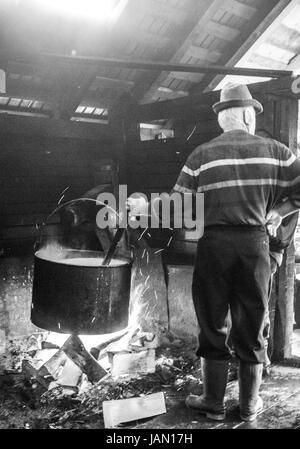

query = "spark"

[
  {"left": 145, "top": 275, "right": 150, "bottom": 285},
  {"left": 143, "top": 287, "right": 150, "bottom": 297},
  {"left": 58, "top": 322, "right": 61, "bottom": 330},
  {"left": 167, "top": 236, "right": 173, "bottom": 247},
  {"left": 58, "top": 195, "right": 65, "bottom": 205},
  {"left": 91, "top": 317, "right": 96, "bottom": 324},
  {"left": 138, "top": 228, "right": 148, "bottom": 241},
  {"left": 61, "top": 186, "right": 70, "bottom": 195},
  {"left": 187, "top": 125, "right": 197, "bottom": 141},
  {"left": 142, "top": 249, "right": 146, "bottom": 259},
  {"left": 154, "top": 249, "right": 164, "bottom": 254}
]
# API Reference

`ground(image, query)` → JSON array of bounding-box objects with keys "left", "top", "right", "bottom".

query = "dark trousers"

[{"left": 192, "top": 227, "right": 271, "bottom": 364}]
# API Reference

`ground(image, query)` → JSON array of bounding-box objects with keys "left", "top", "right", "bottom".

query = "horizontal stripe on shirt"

[
  {"left": 197, "top": 175, "right": 300, "bottom": 193},
  {"left": 182, "top": 155, "right": 297, "bottom": 177},
  {"left": 196, "top": 137, "right": 278, "bottom": 149},
  {"left": 173, "top": 184, "right": 195, "bottom": 194},
  {"left": 172, "top": 130, "right": 300, "bottom": 227}
]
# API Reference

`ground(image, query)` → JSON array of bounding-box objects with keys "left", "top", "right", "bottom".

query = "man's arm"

[
  {"left": 266, "top": 141, "right": 300, "bottom": 238},
  {"left": 266, "top": 200, "right": 298, "bottom": 238}
]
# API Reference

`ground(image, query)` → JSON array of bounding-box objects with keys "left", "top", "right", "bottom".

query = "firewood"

[
  {"left": 62, "top": 335, "right": 107, "bottom": 383},
  {"left": 111, "top": 349, "right": 156, "bottom": 377},
  {"left": 89, "top": 328, "right": 129, "bottom": 360}
]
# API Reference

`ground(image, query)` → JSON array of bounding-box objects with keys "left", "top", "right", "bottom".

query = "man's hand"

[
  {"left": 265, "top": 209, "right": 283, "bottom": 238},
  {"left": 126, "top": 195, "right": 149, "bottom": 221}
]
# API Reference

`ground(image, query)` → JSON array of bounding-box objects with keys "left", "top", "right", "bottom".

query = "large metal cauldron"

[{"left": 31, "top": 249, "right": 132, "bottom": 334}]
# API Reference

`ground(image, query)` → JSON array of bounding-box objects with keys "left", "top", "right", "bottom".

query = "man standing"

[{"left": 128, "top": 83, "right": 300, "bottom": 422}]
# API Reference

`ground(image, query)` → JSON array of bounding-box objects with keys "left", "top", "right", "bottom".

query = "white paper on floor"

[{"left": 103, "top": 392, "right": 166, "bottom": 428}]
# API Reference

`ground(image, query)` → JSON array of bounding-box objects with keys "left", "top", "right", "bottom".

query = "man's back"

[{"left": 174, "top": 129, "right": 300, "bottom": 227}]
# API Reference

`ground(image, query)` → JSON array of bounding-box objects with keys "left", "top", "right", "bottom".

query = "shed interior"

[{"left": 0, "top": 0, "right": 300, "bottom": 399}]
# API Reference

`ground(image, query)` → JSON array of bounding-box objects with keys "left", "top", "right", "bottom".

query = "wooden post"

[
  {"left": 108, "top": 93, "right": 140, "bottom": 185},
  {"left": 272, "top": 98, "right": 299, "bottom": 361}
]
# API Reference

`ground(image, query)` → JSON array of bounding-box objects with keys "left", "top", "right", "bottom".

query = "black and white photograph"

[{"left": 0, "top": 0, "right": 300, "bottom": 435}]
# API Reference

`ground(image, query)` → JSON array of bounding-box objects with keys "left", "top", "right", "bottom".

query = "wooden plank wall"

[
  {"left": 127, "top": 122, "right": 221, "bottom": 195},
  {"left": 127, "top": 117, "right": 221, "bottom": 259},
  {"left": 0, "top": 120, "right": 114, "bottom": 256}
]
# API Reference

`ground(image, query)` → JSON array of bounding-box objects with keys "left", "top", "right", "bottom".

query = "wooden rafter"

[
  {"left": 6, "top": 52, "right": 292, "bottom": 79},
  {"left": 135, "top": 76, "right": 300, "bottom": 122},
  {"left": 192, "top": 0, "right": 294, "bottom": 94},
  {"left": 132, "top": 0, "right": 226, "bottom": 102}
]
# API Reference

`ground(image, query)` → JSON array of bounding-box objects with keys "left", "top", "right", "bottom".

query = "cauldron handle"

[{"left": 34, "top": 197, "right": 116, "bottom": 252}]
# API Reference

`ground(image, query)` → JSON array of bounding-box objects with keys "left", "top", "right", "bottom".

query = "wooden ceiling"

[
  {"left": 208, "top": 0, "right": 300, "bottom": 91},
  {"left": 0, "top": 0, "right": 295, "bottom": 122}
]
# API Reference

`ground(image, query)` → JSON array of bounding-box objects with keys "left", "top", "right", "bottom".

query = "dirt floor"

[
  {"left": 0, "top": 340, "right": 300, "bottom": 430},
  {"left": 135, "top": 365, "right": 300, "bottom": 430}
]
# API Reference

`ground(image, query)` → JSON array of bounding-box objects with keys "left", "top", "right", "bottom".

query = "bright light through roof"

[
  {"left": 36, "top": 0, "right": 123, "bottom": 22},
  {"left": 282, "top": 4, "right": 300, "bottom": 31}
]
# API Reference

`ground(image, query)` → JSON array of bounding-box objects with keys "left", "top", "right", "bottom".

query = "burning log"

[
  {"left": 89, "top": 328, "right": 130, "bottom": 360},
  {"left": 62, "top": 335, "right": 107, "bottom": 383},
  {"left": 22, "top": 348, "right": 83, "bottom": 392},
  {"left": 48, "top": 357, "right": 82, "bottom": 390}
]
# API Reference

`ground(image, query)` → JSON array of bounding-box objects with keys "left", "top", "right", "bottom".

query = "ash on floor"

[{"left": 0, "top": 339, "right": 299, "bottom": 429}]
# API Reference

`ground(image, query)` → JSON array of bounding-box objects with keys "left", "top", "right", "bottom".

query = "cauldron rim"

[{"left": 34, "top": 248, "right": 131, "bottom": 269}]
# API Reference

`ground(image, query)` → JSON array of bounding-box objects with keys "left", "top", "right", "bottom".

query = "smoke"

[{"left": 35, "top": 243, "right": 69, "bottom": 262}]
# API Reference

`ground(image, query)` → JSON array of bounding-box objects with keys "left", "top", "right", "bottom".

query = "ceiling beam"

[
  {"left": 5, "top": 52, "right": 292, "bottom": 79},
  {"left": 0, "top": 114, "right": 111, "bottom": 141},
  {"left": 134, "top": 76, "right": 300, "bottom": 122},
  {"left": 91, "top": 75, "right": 134, "bottom": 90},
  {"left": 0, "top": 106, "right": 51, "bottom": 117}
]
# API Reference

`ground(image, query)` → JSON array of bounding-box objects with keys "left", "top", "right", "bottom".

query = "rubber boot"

[
  {"left": 239, "top": 362, "right": 264, "bottom": 422},
  {"left": 185, "top": 358, "right": 229, "bottom": 421}
]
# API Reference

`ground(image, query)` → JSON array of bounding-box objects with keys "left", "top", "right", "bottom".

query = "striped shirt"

[{"left": 173, "top": 130, "right": 300, "bottom": 227}]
